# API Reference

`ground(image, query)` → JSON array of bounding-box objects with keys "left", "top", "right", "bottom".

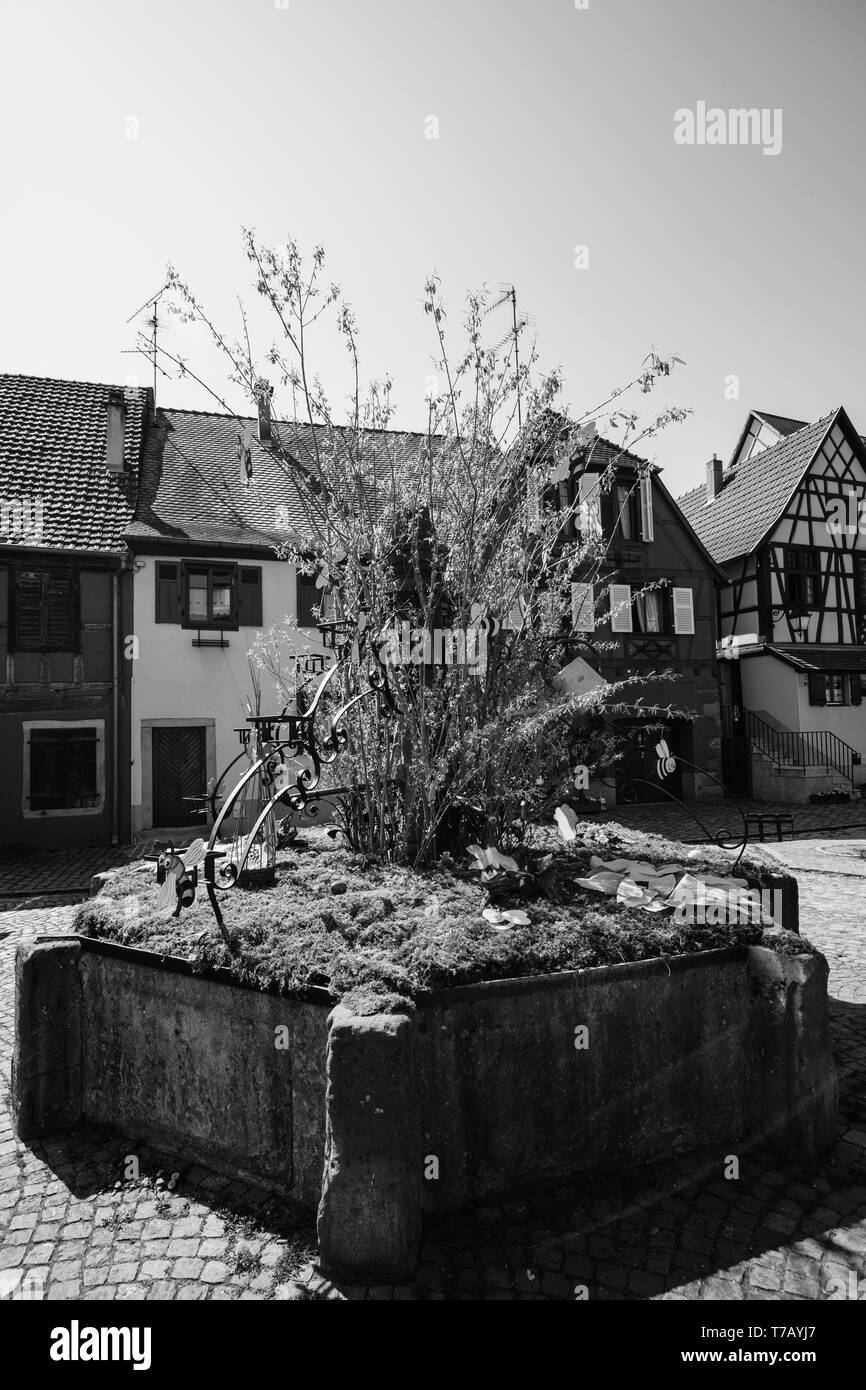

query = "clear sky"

[{"left": 1, "top": 0, "right": 864, "bottom": 497}]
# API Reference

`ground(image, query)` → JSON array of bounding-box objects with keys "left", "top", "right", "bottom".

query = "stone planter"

[{"left": 14, "top": 932, "right": 835, "bottom": 1282}]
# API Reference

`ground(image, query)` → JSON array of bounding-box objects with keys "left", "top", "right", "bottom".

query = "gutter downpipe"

[{"left": 112, "top": 566, "right": 120, "bottom": 846}]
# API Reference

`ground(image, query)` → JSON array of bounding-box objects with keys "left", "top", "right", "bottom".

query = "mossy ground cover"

[{"left": 74, "top": 822, "right": 809, "bottom": 1014}]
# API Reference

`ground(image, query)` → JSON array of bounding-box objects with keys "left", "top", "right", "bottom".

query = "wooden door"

[{"left": 153, "top": 726, "right": 206, "bottom": 827}]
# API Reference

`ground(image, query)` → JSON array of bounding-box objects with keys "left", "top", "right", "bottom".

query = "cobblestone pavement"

[
  {"left": 1, "top": 848, "right": 865, "bottom": 1301},
  {"left": 0, "top": 845, "right": 140, "bottom": 914},
  {"left": 595, "top": 796, "right": 866, "bottom": 845}
]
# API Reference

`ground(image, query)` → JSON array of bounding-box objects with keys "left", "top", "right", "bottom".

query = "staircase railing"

[{"left": 721, "top": 706, "right": 857, "bottom": 785}]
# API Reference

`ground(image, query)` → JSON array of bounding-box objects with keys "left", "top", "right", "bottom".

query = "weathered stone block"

[
  {"left": 12, "top": 937, "right": 83, "bottom": 1139},
  {"left": 317, "top": 1005, "right": 421, "bottom": 1281}
]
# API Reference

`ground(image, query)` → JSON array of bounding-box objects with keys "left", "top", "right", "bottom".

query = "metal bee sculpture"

[
  {"left": 621, "top": 737, "right": 750, "bottom": 871},
  {"left": 154, "top": 839, "right": 207, "bottom": 917}
]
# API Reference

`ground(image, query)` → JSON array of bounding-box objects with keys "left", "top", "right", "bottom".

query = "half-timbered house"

[
  {"left": 679, "top": 407, "right": 866, "bottom": 801},
  {"left": 536, "top": 423, "right": 727, "bottom": 803}
]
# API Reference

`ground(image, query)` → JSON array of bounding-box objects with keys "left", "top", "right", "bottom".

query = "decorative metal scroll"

[
  {"left": 154, "top": 621, "right": 396, "bottom": 942},
  {"left": 620, "top": 738, "right": 750, "bottom": 871}
]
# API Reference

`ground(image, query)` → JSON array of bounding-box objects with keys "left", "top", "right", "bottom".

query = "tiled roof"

[
  {"left": 753, "top": 411, "right": 807, "bottom": 438},
  {"left": 677, "top": 411, "right": 839, "bottom": 563},
  {"left": 764, "top": 645, "right": 866, "bottom": 673},
  {"left": 129, "top": 407, "right": 431, "bottom": 550},
  {"left": 0, "top": 374, "right": 149, "bottom": 552}
]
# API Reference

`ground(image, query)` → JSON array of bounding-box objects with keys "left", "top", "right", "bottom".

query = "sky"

[{"left": 1, "top": 0, "right": 864, "bottom": 498}]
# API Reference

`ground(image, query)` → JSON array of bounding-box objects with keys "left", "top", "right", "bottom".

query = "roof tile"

[{"left": 0, "top": 374, "right": 149, "bottom": 552}]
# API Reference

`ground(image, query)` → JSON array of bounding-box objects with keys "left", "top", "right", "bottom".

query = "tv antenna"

[
  {"left": 483, "top": 284, "right": 534, "bottom": 428},
  {"left": 123, "top": 283, "right": 169, "bottom": 404}
]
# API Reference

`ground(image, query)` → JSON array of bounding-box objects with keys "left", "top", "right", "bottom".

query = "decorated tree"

[{"left": 149, "top": 235, "right": 690, "bottom": 864}]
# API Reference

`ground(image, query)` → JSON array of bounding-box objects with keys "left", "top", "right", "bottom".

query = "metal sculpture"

[
  {"left": 621, "top": 738, "right": 751, "bottom": 870},
  {"left": 152, "top": 620, "right": 396, "bottom": 942},
  {"left": 155, "top": 839, "right": 207, "bottom": 917}
]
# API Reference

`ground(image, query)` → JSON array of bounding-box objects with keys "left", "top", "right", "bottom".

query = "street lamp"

[{"left": 788, "top": 604, "right": 811, "bottom": 643}]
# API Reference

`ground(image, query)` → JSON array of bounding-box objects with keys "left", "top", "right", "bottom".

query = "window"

[
  {"left": 188, "top": 567, "right": 232, "bottom": 623},
  {"left": 24, "top": 722, "right": 104, "bottom": 816},
  {"left": 609, "top": 583, "right": 693, "bottom": 636},
  {"left": 158, "top": 562, "right": 261, "bottom": 628},
  {"left": 615, "top": 485, "right": 641, "bottom": 542},
  {"left": 180, "top": 562, "right": 237, "bottom": 630},
  {"left": 809, "top": 673, "right": 851, "bottom": 706},
  {"left": 785, "top": 548, "right": 820, "bottom": 608},
  {"left": 11, "top": 570, "right": 78, "bottom": 651},
  {"left": 634, "top": 589, "right": 670, "bottom": 634}
]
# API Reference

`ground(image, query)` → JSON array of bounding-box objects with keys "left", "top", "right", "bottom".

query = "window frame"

[
  {"left": 22, "top": 719, "right": 105, "bottom": 818},
  {"left": 180, "top": 561, "right": 239, "bottom": 631}
]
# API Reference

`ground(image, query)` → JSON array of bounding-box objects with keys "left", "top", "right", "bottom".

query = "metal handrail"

[{"left": 722, "top": 705, "right": 856, "bottom": 784}]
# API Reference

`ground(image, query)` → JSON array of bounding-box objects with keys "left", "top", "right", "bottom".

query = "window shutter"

[
  {"left": 578, "top": 471, "right": 602, "bottom": 540},
  {"left": 526, "top": 469, "right": 542, "bottom": 531},
  {"left": 640, "top": 475, "right": 654, "bottom": 541},
  {"left": 808, "top": 673, "right": 826, "bottom": 706},
  {"left": 45, "top": 573, "right": 76, "bottom": 649},
  {"left": 14, "top": 571, "right": 45, "bottom": 649},
  {"left": 297, "top": 573, "right": 319, "bottom": 627},
  {"left": 850, "top": 675, "right": 862, "bottom": 707},
  {"left": 672, "top": 586, "right": 695, "bottom": 635},
  {"left": 571, "top": 581, "right": 594, "bottom": 633},
  {"left": 239, "top": 567, "right": 263, "bottom": 627},
  {"left": 155, "top": 563, "right": 180, "bottom": 623},
  {"left": 609, "top": 583, "right": 633, "bottom": 633}
]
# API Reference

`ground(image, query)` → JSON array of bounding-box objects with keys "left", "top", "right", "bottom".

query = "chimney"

[
  {"left": 706, "top": 453, "right": 723, "bottom": 501},
  {"left": 106, "top": 388, "right": 127, "bottom": 473},
  {"left": 255, "top": 379, "right": 273, "bottom": 444}
]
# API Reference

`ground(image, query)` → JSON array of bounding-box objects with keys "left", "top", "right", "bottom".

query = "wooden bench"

[{"left": 745, "top": 812, "right": 795, "bottom": 843}]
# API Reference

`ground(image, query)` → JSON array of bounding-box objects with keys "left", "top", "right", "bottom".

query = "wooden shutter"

[
  {"left": 239, "top": 567, "right": 263, "bottom": 626},
  {"left": 672, "top": 587, "right": 695, "bottom": 635},
  {"left": 640, "top": 475, "right": 654, "bottom": 541},
  {"left": 850, "top": 675, "right": 862, "bottom": 707},
  {"left": 578, "top": 471, "right": 602, "bottom": 540},
  {"left": 297, "top": 573, "right": 319, "bottom": 627},
  {"left": 609, "top": 583, "right": 633, "bottom": 633},
  {"left": 526, "top": 469, "right": 541, "bottom": 531},
  {"left": 808, "top": 673, "right": 826, "bottom": 706},
  {"left": 14, "top": 571, "right": 45, "bottom": 649},
  {"left": 45, "top": 572, "right": 76, "bottom": 649},
  {"left": 571, "top": 582, "right": 594, "bottom": 632},
  {"left": 155, "top": 563, "right": 180, "bottom": 623}
]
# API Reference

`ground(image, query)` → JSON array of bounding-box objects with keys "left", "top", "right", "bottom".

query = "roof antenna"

[
  {"left": 483, "top": 285, "right": 534, "bottom": 429},
  {"left": 123, "top": 284, "right": 168, "bottom": 406}
]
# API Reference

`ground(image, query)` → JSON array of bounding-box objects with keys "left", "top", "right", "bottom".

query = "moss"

[{"left": 73, "top": 824, "right": 800, "bottom": 1002}]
